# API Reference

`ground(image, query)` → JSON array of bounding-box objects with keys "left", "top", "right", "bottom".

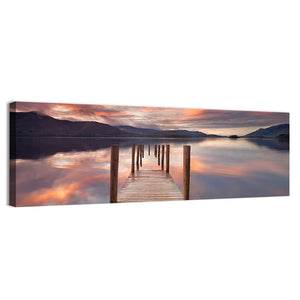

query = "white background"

[{"left": 1, "top": 1, "right": 299, "bottom": 299}]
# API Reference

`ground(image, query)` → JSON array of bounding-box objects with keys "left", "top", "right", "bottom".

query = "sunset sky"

[{"left": 14, "top": 102, "right": 289, "bottom": 136}]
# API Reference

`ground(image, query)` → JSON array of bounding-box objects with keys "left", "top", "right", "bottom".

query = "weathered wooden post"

[
  {"left": 110, "top": 145, "right": 119, "bottom": 203},
  {"left": 155, "top": 145, "right": 157, "bottom": 157},
  {"left": 140, "top": 144, "right": 143, "bottom": 167},
  {"left": 136, "top": 144, "right": 140, "bottom": 170},
  {"left": 158, "top": 145, "right": 160, "bottom": 165},
  {"left": 183, "top": 145, "right": 191, "bottom": 200},
  {"left": 131, "top": 144, "right": 135, "bottom": 173},
  {"left": 161, "top": 145, "right": 165, "bottom": 170},
  {"left": 166, "top": 144, "right": 170, "bottom": 173},
  {"left": 148, "top": 145, "right": 150, "bottom": 156}
]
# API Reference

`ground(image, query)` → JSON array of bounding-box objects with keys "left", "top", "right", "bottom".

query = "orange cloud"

[
  {"left": 183, "top": 109, "right": 206, "bottom": 118},
  {"left": 14, "top": 101, "right": 289, "bottom": 136}
]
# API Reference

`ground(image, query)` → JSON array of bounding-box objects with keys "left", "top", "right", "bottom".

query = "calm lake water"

[{"left": 10, "top": 137, "right": 289, "bottom": 206}]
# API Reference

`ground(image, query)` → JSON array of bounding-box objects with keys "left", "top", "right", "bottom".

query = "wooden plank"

[{"left": 118, "top": 170, "right": 183, "bottom": 202}]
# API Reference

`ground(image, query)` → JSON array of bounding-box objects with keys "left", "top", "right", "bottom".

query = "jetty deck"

[
  {"left": 109, "top": 144, "right": 191, "bottom": 203},
  {"left": 118, "top": 169, "right": 183, "bottom": 202}
]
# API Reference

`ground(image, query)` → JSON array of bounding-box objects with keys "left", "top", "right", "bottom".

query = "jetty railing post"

[
  {"left": 155, "top": 145, "right": 157, "bottom": 157},
  {"left": 183, "top": 145, "right": 191, "bottom": 200},
  {"left": 158, "top": 145, "right": 160, "bottom": 165},
  {"left": 161, "top": 145, "right": 165, "bottom": 170},
  {"left": 148, "top": 145, "right": 150, "bottom": 156},
  {"left": 140, "top": 144, "right": 143, "bottom": 167},
  {"left": 166, "top": 144, "right": 170, "bottom": 173},
  {"left": 110, "top": 145, "right": 119, "bottom": 203},
  {"left": 131, "top": 144, "right": 135, "bottom": 173},
  {"left": 142, "top": 145, "right": 144, "bottom": 158},
  {"left": 136, "top": 144, "right": 140, "bottom": 170}
]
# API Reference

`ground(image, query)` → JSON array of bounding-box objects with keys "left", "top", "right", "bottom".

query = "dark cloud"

[{"left": 14, "top": 102, "right": 289, "bottom": 135}]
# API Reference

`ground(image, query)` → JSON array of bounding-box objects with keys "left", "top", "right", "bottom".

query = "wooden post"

[
  {"left": 142, "top": 144, "right": 144, "bottom": 158},
  {"left": 136, "top": 144, "right": 140, "bottom": 170},
  {"left": 110, "top": 145, "right": 119, "bottom": 203},
  {"left": 183, "top": 145, "right": 191, "bottom": 200},
  {"left": 140, "top": 144, "right": 143, "bottom": 167},
  {"left": 131, "top": 144, "right": 135, "bottom": 173},
  {"left": 155, "top": 145, "right": 157, "bottom": 157},
  {"left": 161, "top": 145, "right": 165, "bottom": 170},
  {"left": 166, "top": 144, "right": 170, "bottom": 173},
  {"left": 148, "top": 145, "right": 150, "bottom": 156},
  {"left": 158, "top": 145, "right": 160, "bottom": 165}
]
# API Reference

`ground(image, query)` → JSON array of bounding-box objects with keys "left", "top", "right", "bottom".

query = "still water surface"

[{"left": 11, "top": 137, "right": 289, "bottom": 206}]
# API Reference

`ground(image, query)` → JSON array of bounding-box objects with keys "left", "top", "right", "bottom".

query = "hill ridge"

[{"left": 244, "top": 123, "right": 289, "bottom": 138}]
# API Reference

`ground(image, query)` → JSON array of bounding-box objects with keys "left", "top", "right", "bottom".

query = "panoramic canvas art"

[{"left": 9, "top": 102, "right": 289, "bottom": 207}]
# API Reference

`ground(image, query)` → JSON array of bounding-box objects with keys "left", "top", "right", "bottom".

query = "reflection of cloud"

[
  {"left": 47, "top": 150, "right": 111, "bottom": 169},
  {"left": 165, "top": 139, "right": 289, "bottom": 199},
  {"left": 18, "top": 175, "right": 108, "bottom": 206},
  {"left": 15, "top": 147, "right": 133, "bottom": 206},
  {"left": 13, "top": 138, "right": 289, "bottom": 206},
  {"left": 15, "top": 102, "right": 289, "bottom": 136}
]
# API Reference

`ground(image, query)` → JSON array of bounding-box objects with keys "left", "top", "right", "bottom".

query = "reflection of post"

[
  {"left": 161, "top": 145, "right": 165, "bottom": 170},
  {"left": 158, "top": 145, "right": 160, "bottom": 165},
  {"left": 155, "top": 145, "right": 157, "bottom": 157},
  {"left": 131, "top": 144, "right": 135, "bottom": 173},
  {"left": 148, "top": 145, "right": 150, "bottom": 156},
  {"left": 110, "top": 145, "right": 119, "bottom": 203},
  {"left": 136, "top": 144, "right": 140, "bottom": 170},
  {"left": 183, "top": 145, "right": 191, "bottom": 200},
  {"left": 140, "top": 145, "right": 143, "bottom": 167},
  {"left": 166, "top": 144, "right": 170, "bottom": 173}
]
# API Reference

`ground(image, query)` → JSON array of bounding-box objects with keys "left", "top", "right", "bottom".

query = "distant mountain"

[
  {"left": 164, "top": 129, "right": 207, "bottom": 138},
  {"left": 117, "top": 125, "right": 162, "bottom": 136},
  {"left": 117, "top": 125, "right": 207, "bottom": 138},
  {"left": 10, "top": 111, "right": 128, "bottom": 137},
  {"left": 244, "top": 124, "right": 289, "bottom": 138},
  {"left": 10, "top": 111, "right": 213, "bottom": 138}
]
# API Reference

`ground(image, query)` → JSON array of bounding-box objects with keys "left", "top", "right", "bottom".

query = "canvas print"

[{"left": 9, "top": 101, "right": 289, "bottom": 207}]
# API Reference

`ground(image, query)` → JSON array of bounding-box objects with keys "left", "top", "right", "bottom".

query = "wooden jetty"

[{"left": 110, "top": 144, "right": 191, "bottom": 203}]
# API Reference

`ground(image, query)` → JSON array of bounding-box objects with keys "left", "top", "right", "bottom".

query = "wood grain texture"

[
  {"left": 118, "top": 170, "right": 183, "bottom": 202},
  {"left": 183, "top": 145, "right": 191, "bottom": 200},
  {"left": 110, "top": 145, "right": 119, "bottom": 203}
]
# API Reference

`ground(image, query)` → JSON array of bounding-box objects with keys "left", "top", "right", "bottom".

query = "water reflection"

[
  {"left": 245, "top": 138, "right": 289, "bottom": 151},
  {"left": 10, "top": 137, "right": 289, "bottom": 206}
]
